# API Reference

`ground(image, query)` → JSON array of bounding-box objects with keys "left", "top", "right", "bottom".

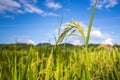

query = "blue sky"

[{"left": 0, "top": 0, "right": 120, "bottom": 45}]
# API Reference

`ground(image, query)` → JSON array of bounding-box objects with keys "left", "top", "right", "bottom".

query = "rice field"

[{"left": 0, "top": 44, "right": 120, "bottom": 80}]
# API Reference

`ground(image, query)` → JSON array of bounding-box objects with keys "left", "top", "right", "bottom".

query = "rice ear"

[
  {"left": 73, "top": 21, "right": 85, "bottom": 41},
  {"left": 55, "top": 27, "right": 74, "bottom": 45},
  {"left": 65, "top": 21, "right": 85, "bottom": 42}
]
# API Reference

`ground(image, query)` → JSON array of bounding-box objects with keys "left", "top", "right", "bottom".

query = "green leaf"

[{"left": 85, "top": 0, "right": 97, "bottom": 48}]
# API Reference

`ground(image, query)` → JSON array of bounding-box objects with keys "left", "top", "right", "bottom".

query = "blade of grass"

[
  {"left": 85, "top": 0, "right": 97, "bottom": 48},
  {"left": 14, "top": 52, "right": 17, "bottom": 80},
  {"left": 14, "top": 42, "right": 17, "bottom": 80}
]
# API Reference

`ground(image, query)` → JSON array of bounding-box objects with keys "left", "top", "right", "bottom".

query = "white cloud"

[
  {"left": 19, "top": 0, "right": 44, "bottom": 14},
  {"left": 90, "top": 0, "right": 119, "bottom": 9},
  {"left": 102, "top": 38, "right": 113, "bottom": 45},
  {"left": 72, "top": 39, "right": 81, "bottom": 45},
  {"left": 0, "top": 0, "right": 21, "bottom": 13},
  {"left": 0, "top": 0, "right": 59, "bottom": 17},
  {"left": 43, "top": 12, "right": 58, "bottom": 16},
  {"left": 105, "top": 0, "right": 118, "bottom": 8},
  {"left": 27, "top": 40, "right": 35, "bottom": 45},
  {"left": 45, "top": 0, "right": 62, "bottom": 9},
  {"left": 46, "top": 2, "right": 62, "bottom": 9},
  {"left": 25, "top": 4, "right": 43, "bottom": 14},
  {"left": 0, "top": 0, "right": 43, "bottom": 14},
  {"left": 89, "top": 28, "right": 112, "bottom": 44},
  {"left": 90, "top": 28, "right": 110, "bottom": 39},
  {"left": 91, "top": 30, "right": 103, "bottom": 38}
]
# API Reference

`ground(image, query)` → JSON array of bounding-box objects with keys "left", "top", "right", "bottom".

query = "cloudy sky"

[{"left": 0, "top": 0, "right": 120, "bottom": 45}]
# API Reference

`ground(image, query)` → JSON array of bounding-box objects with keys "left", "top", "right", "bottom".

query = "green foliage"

[{"left": 0, "top": 45, "right": 120, "bottom": 80}]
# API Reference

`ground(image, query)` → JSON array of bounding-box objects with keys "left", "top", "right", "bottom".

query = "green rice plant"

[
  {"left": 45, "top": 53, "right": 54, "bottom": 80},
  {"left": 56, "top": 0, "right": 97, "bottom": 50},
  {"left": 20, "top": 47, "right": 33, "bottom": 80},
  {"left": 0, "top": 44, "right": 120, "bottom": 79}
]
